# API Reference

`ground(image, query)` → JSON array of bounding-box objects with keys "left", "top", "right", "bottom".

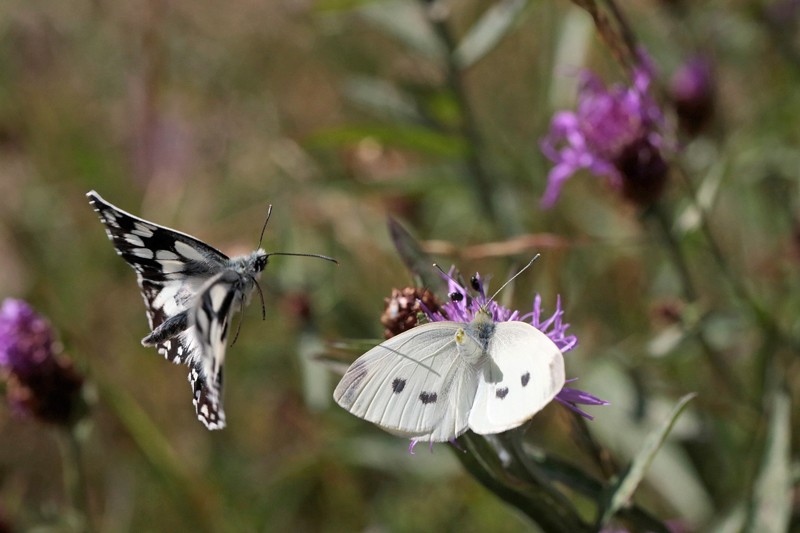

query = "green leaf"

[
  {"left": 342, "top": 76, "right": 422, "bottom": 123},
  {"left": 456, "top": 432, "right": 590, "bottom": 533},
  {"left": 454, "top": 0, "right": 529, "bottom": 69},
  {"left": 387, "top": 217, "right": 446, "bottom": 291},
  {"left": 524, "top": 444, "right": 671, "bottom": 533},
  {"left": 745, "top": 387, "right": 792, "bottom": 533},
  {"left": 98, "top": 380, "right": 220, "bottom": 532},
  {"left": 357, "top": 0, "right": 443, "bottom": 59},
  {"left": 598, "top": 393, "right": 697, "bottom": 528},
  {"left": 582, "top": 362, "right": 712, "bottom": 523}
]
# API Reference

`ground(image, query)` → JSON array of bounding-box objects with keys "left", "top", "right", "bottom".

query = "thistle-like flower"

[
  {"left": 540, "top": 53, "right": 668, "bottom": 208},
  {"left": 423, "top": 270, "right": 607, "bottom": 420},
  {"left": 0, "top": 299, "right": 85, "bottom": 426}
]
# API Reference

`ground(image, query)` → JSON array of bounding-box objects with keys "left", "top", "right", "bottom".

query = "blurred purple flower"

[
  {"left": 670, "top": 56, "right": 714, "bottom": 135},
  {"left": 422, "top": 269, "right": 607, "bottom": 419},
  {"left": 0, "top": 299, "right": 84, "bottom": 426},
  {"left": 540, "top": 54, "right": 668, "bottom": 208}
]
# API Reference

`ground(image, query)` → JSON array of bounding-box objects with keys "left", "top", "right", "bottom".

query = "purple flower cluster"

[
  {"left": 423, "top": 269, "right": 607, "bottom": 420},
  {"left": 0, "top": 299, "right": 84, "bottom": 425},
  {"left": 670, "top": 56, "right": 714, "bottom": 136},
  {"left": 540, "top": 54, "right": 668, "bottom": 208}
]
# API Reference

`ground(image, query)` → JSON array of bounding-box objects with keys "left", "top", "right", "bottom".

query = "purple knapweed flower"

[
  {"left": 540, "top": 54, "right": 669, "bottom": 208},
  {"left": 670, "top": 56, "right": 714, "bottom": 136},
  {"left": 0, "top": 299, "right": 84, "bottom": 425},
  {"left": 423, "top": 269, "right": 607, "bottom": 420}
]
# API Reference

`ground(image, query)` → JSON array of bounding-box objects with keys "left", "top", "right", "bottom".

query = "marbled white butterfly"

[{"left": 87, "top": 191, "right": 336, "bottom": 430}]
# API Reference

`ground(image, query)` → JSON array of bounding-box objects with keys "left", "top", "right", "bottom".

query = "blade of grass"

[
  {"left": 98, "top": 380, "right": 220, "bottom": 533},
  {"left": 745, "top": 386, "right": 791, "bottom": 532},
  {"left": 597, "top": 393, "right": 696, "bottom": 528},
  {"left": 454, "top": 0, "right": 529, "bottom": 69}
]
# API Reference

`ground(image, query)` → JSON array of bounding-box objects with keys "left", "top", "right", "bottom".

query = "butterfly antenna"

[
  {"left": 265, "top": 252, "right": 339, "bottom": 265},
  {"left": 257, "top": 205, "right": 273, "bottom": 249},
  {"left": 487, "top": 254, "right": 541, "bottom": 302},
  {"left": 432, "top": 263, "right": 460, "bottom": 285}
]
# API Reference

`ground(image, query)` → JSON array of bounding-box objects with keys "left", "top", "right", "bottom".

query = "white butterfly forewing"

[
  {"left": 334, "top": 321, "right": 482, "bottom": 440},
  {"left": 468, "top": 321, "right": 565, "bottom": 434}
]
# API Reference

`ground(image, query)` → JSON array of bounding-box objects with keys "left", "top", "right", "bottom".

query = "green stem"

[
  {"left": 455, "top": 432, "right": 590, "bottom": 533},
  {"left": 644, "top": 203, "right": 748, "bottom": 396},
  {"left": 570, "top": 412, "right": 618, "bottom": 480},
  {"left": 645, "top": 203, "right": 698, "bottom": 301},
  {"left": 601, "top": 0, "right": 639, "bottom": 62},
  {"left": 423, "top": 2, "right": 515, "bottom": 236},
  {"left": 524, "top": 444, "right": 671, "bottom": 533},
  {"left": 673, "top": 162, "right": 799, "bottom": 354},
  {"left": 58, "top": 425, "right": 93, "bottom": 532},
  {"left": 570, "top": 0, "right": 634, "bottom": 69}
]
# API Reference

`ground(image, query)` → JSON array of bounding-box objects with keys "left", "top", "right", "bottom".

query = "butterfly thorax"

[
  {"left": 221, "top": 250, "right": 267, "bottom": 304},
  {"left": 470, "top": 308, "right": 496, "bottom": 348},
  {"left": 228, "top": 249, "right": 268, "bottom": 278},
  {"left": 454, "top": 308, "right": 496, "bottom": 364}
]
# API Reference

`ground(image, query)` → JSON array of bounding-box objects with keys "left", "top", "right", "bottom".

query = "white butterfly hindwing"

[
  {"left": 334, "top": 310, "right": 566, "bottom": 442},
  {"left": 87, "top": 190, "right": 268, "bottom": 430}
]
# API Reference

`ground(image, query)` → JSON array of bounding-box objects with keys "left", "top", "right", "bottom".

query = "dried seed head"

[{"left": 381, "top": 288, "right": 441, "bottom": 339}]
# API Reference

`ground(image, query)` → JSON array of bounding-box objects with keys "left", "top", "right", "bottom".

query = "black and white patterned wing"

[
  {"left": 190, "top": 360, "right": 226, "bottom": 430},
  {"left": 187, "top": 271, "right": 242, "bottom": 430},
  {"left": 87, "top": 190, "right": 230, "bottom": 364}
]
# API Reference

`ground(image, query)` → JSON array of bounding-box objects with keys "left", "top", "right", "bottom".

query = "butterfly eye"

[{"left": 449, "top": 291, "right": 464, "bottom": 302}]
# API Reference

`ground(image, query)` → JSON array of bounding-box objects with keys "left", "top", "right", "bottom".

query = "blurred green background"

[{"left": 1, "top": 0, "right": 799, "bottom": 531}]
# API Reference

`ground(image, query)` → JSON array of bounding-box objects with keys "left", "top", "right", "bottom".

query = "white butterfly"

[
  {"left": 87, "top": 190, "right": 336, "bottom": 430},
  {"left": 333, "top": 268, "right": 566, "bottom": 443}
]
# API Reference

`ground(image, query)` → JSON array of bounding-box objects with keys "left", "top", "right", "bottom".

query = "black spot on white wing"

[
  {"left": 495, "top": 387, "right": 509, "bottom": 399},
  {"left": 521, "top": 372, "right": 530, "bottom": 387},
  {"left": 391, "top": 377, "right": 406, "bottom": 393},
  {"left": 419, "top": 391, "right": 437, "bottom": 404}
]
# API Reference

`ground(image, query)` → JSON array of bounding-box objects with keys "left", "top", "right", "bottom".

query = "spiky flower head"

[{"left": 0, "top": 299, "right": 85, "bottom": 426}]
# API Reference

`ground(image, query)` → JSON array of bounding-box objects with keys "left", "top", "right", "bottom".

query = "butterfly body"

[
  {"left": 87, "top": 191, "right": 271, "bottom": 430},
  {"left": 334, "top": 308, "right": 565, "bottom": 442}
]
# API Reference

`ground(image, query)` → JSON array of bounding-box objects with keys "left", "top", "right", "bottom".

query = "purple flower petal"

[
  {"left": 540, "top": 50, "right": 667, "bottom": 208},
  {"left": 0, "top": 299, "right": 84, "bottom": 425},
  {"left": 411, "top": 268, "right": 608, "bottom": 445}
]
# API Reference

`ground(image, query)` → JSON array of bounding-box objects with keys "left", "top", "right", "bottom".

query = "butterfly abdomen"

[{"left": 142, "top": 311, "right": 189, "bottom": 346}]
